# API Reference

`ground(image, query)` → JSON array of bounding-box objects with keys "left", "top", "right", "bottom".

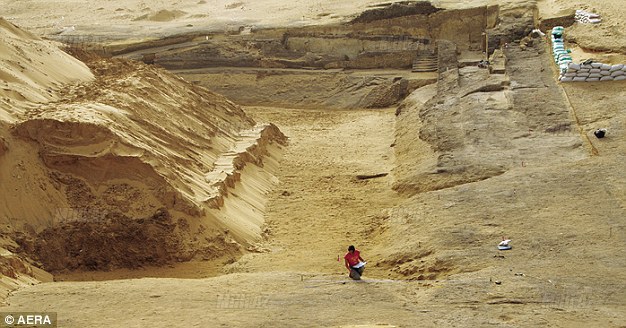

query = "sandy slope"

[
  {"left": 0, "top": 18, "right": 93, "bottom": 119},
  {"left": 226, "top": 107, "right": 398, "bottom": 276}
]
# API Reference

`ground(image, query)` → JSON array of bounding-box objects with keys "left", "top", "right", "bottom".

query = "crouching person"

[{"left": 344, "top": 245, "right": 366, "bottom": 280}]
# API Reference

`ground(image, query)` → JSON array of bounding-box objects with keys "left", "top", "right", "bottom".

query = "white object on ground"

[
  {"left": 531, "top": 29, "right": 545, "bottom": 37},
  {"left": 498, "top": 239, "right": 512, "bottom": 250}
]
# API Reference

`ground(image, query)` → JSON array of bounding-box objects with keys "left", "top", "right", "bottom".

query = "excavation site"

[{"left": 0, "top": 0, "right": 624, "bottom": 326}]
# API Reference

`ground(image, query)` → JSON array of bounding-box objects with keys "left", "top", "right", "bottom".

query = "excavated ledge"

[{"left": 393, "top": 31, "right": 587, "bottom": 196}]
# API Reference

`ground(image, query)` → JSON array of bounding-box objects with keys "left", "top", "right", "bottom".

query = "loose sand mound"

[
  {"left": 0, "top": 21, "right": 286, "bottom": 280},
  {"left": 136, "top": 9, "right": 188, "bottom": 22},
  {"left": 0, "top": 18, "right": 93, "bottom": 119}
]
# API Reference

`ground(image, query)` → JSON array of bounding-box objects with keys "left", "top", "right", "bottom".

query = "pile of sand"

[
  {"left": 0, "top": 19, "right": 286, "bottom": 281},
  {"left": 134, "top": 9, "right": 188, "bottom": 22},
  {"left": 0, "top": 18, "right": 93, "bottom": 119}
]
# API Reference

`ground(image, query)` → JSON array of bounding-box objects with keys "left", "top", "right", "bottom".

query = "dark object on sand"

[{"left": 594, "top": 129, "right": 606, "bottom": 139}]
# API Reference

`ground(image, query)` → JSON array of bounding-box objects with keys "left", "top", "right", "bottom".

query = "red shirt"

[{"left": 344, "top": 250, "right": 361, "bottom": 267}]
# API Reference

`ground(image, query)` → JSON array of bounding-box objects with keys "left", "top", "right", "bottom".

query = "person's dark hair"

[{"left": 348, "top": 245, "right": 355, "bottom": 251}]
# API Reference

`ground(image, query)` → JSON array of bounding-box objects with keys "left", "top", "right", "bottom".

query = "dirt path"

[{"left": 231, "top": 106, "right": 399, "bottom": 277}]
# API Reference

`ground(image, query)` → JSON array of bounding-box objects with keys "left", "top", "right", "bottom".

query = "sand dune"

[
  {"left": 134, "top": 9, "right": 188, "bottom": 22},
  {"left": 0, "top": 20, "right": 286, "bottom": 286},
  {"left": 0, "top": 18, "right": 93, "bottom": 119}
]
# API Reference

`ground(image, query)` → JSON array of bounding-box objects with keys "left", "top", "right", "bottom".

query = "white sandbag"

[
  {"left": 589, "top": 68, "right": 601, "bottom": 73},
  {"left": 581, "top": 64, "right": 594, "bottom": 69},
  {"left": 589, "top": 18, "right": 602, "bottom": 24},
  {"left": 564, "top": 72, "right": 577, "bottom": 77},
  {"left": 611, "top": 70, "right": 625, "bottom": 77},
  {"left": 586, "top": 78, "right": 600, "bottom": 82},
  {"left": 600, "top": 76, "right": 614, "bottom": 81},
  {"left": 577, "top": 69, "right": 590, "bottom": 73},
  {"left": 615, "top": 75, "right": 626, "bottom": 81},
  {"left": 610, "top": 64, "right": 624, "bottom": 71},
  {"left": 573, "top": 76, "right": 588, "bottom": 82},
  {"left": 560, "top": 76, "right": 574, "bottom": 82},
  {"left": 568, "top": 63, "right": 581, "bottom": 70},
  {"left": 601, "top": 64, "right": 612, "bottom": 70},
  {"left": 576, "top": 73, "right": 589, "bottom": 78},
  {"left": 622, "top": 67, "right": 626, "bottom": 72},
  {"left": 588, "top": 73, "right": 602, "bottom": 78},
  {"left": 600, "top": 70, "right": 611, "bottom": 76},
  {"left": 591, "top": 63, "right": 603, "bottom": 68}
]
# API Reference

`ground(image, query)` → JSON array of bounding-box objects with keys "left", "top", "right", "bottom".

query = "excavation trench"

[{"left": 23, "top": 3, "right": 530, "bottom": 281}]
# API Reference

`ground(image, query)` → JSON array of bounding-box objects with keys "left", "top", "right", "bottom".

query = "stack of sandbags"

[
  {"left": 551, "top": 26, "right": 572, "bottom": 75},
  {"left": 560, "top": 62, "right": 626, "bottom": 82},
  {"left": 550, "top": 26, "right": 626, "bottom": 82},
  {"left": 575, "top": 10, "right": 601, "bottom": 24}
]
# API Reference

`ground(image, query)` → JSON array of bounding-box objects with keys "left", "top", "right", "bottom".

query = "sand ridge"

[{"left": 0, "top": 25, "right": 286, "bottom": 284}]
